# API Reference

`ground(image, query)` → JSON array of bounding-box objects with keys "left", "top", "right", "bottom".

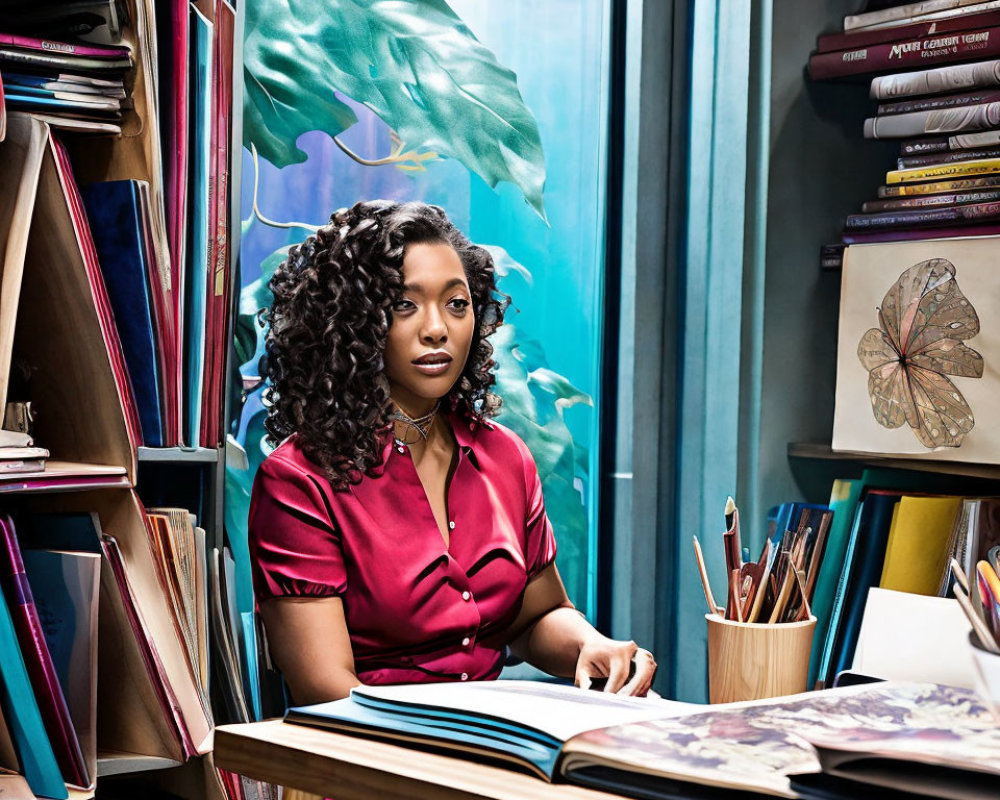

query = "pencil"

[{"left": 693, "top": 535, "right": 722, "bottom": 617}]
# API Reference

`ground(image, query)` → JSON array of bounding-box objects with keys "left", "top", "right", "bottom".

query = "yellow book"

[
  {"left": 886, "top": 158, "right": 1000, "bottom": 185},
  {"left": 879, "top": 496, "right": 962, "bottom": 596},
  {"left": 881, "top": 175, "right": 1000, "bottom": 197}
]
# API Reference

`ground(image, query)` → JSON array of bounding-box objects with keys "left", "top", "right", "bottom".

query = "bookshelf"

[
  {"left": 0, "top": 0, "right": 245, "bottom": 798},
  {"left": 758, "top": 2, "right": 1000, "bottom": 500},
  {"left": 745, "top": 0, "right": 1000, "bottom": 696}
]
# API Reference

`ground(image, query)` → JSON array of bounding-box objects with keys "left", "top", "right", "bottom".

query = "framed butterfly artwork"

[{"left": 833, "top": 237, "right": 1000, "bottom": 465}]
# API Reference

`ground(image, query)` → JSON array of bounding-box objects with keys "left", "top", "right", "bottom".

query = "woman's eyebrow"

[{"left": 402, "top": 278, "right": 470, "bottom": 293}]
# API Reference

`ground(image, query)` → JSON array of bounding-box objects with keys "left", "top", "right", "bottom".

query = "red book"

[
  {"left": 808, "top": 25, "right": 1000, "bottom": 80},
  {"left": 816, "top": 9, "right": 1000, "bottom": 53},
  {"left": 842, "top": 222, "right": 1000, "bottom": 242},
  {"left": 0, "top": 514, "right": 89, "bottom": 788},
  {"left": 50, "top": 135, "right": 143, "bottom": 448},
  {"left": 201, "top": 0, "right": 235, "bottom": 447},
  {"left": 161, "top": 0, "right": 189, "bottom": 446}
]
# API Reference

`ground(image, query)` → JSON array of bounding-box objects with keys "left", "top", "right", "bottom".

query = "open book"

[{"left": 285, "top": 680, "right": 1000, "bottom": 799}]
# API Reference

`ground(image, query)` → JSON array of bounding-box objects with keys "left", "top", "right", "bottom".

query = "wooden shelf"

[
  {"left": 787, "top": 443, "right": 1000, "bottom": 481},
  {"left": 137, "top": 447, "right": 219, "bottom": 464},
  {"left": 96, "top": 750, "right": 183, "bottom": 778},
  {"left": 0, "top": 461, "right": 130, "bottom": 493}
]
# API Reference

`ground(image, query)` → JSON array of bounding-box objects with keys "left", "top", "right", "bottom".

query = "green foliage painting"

[
  {"left": 228, "top": 0, "right": 613, "bottom": 720},
  {"left": 244, "top": 0, "right": 547, "bottom": 218}
]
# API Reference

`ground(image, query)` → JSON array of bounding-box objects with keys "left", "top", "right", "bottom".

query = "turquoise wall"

[{"left": 236, "top": 0, "right": 611, "bottom": 618}]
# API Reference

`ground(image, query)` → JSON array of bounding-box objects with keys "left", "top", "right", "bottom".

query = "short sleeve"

[
  {"left": 248, "top": 453, "right": 348, "bottom": 601},
  {"left": 518, "top": 440, "right": 558, "bottom": 580}
]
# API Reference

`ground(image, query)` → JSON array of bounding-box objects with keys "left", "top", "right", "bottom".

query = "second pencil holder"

[{"left": 706, "top": 614, "right": 816, "bottom": 704}]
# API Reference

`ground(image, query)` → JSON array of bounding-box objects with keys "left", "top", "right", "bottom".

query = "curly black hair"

[{"left": 263, "top": 200, "right": 507, "bottom": 488}]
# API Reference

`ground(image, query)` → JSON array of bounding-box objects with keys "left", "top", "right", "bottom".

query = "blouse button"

[
  {"left": 461, "top": 637, "right": 471, "bottom": 647},
  {"left": 461, "top": 590, "right": 471, "bottom": 601},
  {"left": 448, "top": 520, "right": 456, "bottom": 530},
  {"left": 460, "top": 672, "right": 469, "bottom": 681}
]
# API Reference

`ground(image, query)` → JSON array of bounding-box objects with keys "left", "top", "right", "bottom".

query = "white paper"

[{"left": 852, "top": 587, "right": 976, "bottom": 688}]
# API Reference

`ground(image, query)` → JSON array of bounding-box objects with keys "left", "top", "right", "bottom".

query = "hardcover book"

[
  {"left": 818, "top": 8, "right": 1000, "bottom": 54},
  {"left": 285, "top": 680, "right": 1000, "bottom": 799},
  {"left": 809, "top": 25, "right": 1000, "bottom": 81},
  {"left": 872, "top": 58, "right": 1000, "bottom": 100},
  {"left": 863, "top": 101, "right": 1000, "bottom": 139}
]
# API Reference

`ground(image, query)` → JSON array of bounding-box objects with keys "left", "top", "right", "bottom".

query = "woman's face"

[{"left": 384, "top": 242, "right": 475, "bottom": 413}]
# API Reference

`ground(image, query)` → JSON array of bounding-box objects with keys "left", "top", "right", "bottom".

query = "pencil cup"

[
  {"left": 969, "top": 632, "right": 1000, "bottom": 721},
  {"left": 706, "top": 614, "right": 816, "bottom": 704}
]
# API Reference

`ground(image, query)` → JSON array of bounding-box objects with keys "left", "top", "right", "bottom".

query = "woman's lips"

[{"left": 412, "top": 354, "right": 452, "bottom": 375}]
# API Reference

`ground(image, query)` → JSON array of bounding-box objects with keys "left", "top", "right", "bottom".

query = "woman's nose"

[{"left": 421, "top": 307, "right": 448, "bottom": 343}]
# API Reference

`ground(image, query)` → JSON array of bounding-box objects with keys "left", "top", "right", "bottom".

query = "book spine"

[
  {"left": 886, "top": 155, "right": 1000, "bottom": 182},
  {"left": 844, "top": 0, "right": 991, "bottom": 32},
  {"left": 871, "top": 58, "right": 1000, "bottom": 99},
  {"left": 878, "top": 172, "right": 1000, "bottom": 194},
  {"left": 810, "top": 27, "right": 1000, "bottom": 81},
  {"left": 818, "top": 7, "right": 1000, "bottom": 52},
  {"left": 844, "top": 199, "right": 1000, "bottom": 229},
  {"left": 864, "top": 101, "right": 1000, "bottom": 138},
  {"left": 878, "top": 88, "right": 1000, "bottom": 114},
  {"left": 898, "top": 144, "right": 1000, "bottom": 166},
  {"left": 0, "top": 32, "right": 131, "bottom": 59},
  {"left": 950, "top": 127, "right": 1000, "bottom": 147},
  {"left": 842, "top": 221, "right": 1000, "bottom": 242},
  {"left": 900, "top": 137, "right": 951, "bottom": 153},
  {"left": 862, "top": 187, "right": 1000, "bottom": 209}
]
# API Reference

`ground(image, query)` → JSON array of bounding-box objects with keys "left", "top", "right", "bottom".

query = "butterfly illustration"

[{"left": 858, "top": 257, "right": 983, "bottom": 448}]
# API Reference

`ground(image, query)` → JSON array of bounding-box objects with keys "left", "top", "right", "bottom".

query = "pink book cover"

[
  {"left": 165, "top": 0, "right": 189, "bottom": 446},
  {"left": 202, "top": 0, "right": 235, "bottom": 447},
  {"left": 0, "top": 514, "right": 89, "bottom": 788},
  {"left": 100, "top": 533, "right": 196, "bottom": 757},
  {"left": 0, "top": 32, "right": 130, "bottom": 61},
  {"left": 49, "top": 134, "right": 143, "bottom": 448}
]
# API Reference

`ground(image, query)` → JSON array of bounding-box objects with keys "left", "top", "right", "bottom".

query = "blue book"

[
  {"left": 79, "top": 180, "right": 164, "bottom": 446},
  {"left": 184, "top": 6, "right": 213, "bottom": 446},
  {"left": 829, "top": 490, "right": 901, "bottom": 680},
  {"left": 817, "top": 490, "right": 900, "bottom": 687},
  {"left": 0, "top": 579, "right": 67, "bottom": 799},
  {"left": 808, "top": 478, "right": 863, "bottom": 690}
]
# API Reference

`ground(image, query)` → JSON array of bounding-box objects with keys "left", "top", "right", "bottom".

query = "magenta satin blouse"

[{"left": 247, "top": 415, "right": 557, "bottom": 685}]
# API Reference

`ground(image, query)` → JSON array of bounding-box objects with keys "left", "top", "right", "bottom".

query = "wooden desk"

[{"left": 214, "top": 719, "right": 624, "bottom": 800}]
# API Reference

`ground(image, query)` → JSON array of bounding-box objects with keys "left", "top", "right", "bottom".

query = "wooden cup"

[{"left": 706, "top": 614, "right": 816, "bottom": 704}]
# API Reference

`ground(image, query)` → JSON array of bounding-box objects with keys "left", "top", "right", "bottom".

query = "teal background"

[{"left": 236, "top": 0, "right": 611, "bottom": 618}]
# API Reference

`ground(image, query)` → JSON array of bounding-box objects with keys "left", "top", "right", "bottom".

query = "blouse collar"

[{"left": 384, "top": 409, "right": 493, "bottom": 472}]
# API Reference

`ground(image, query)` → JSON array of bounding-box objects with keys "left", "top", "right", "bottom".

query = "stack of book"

[
  {"left": 808, "top": 0, "right": 1000, "bottom": 250},
  {"left": 0, "top": 32, "right": 131, "bottom": 136},
  {"left": 0, "top": 1, "right": 236, "bottom": 450},
  {"left": 806, "top": 468, "right": 1000, "bottom": 691}
]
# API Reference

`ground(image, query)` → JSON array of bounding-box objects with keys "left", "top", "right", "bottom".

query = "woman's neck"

[{"left": 390, "top": 396, "right": 443, "bottom": 446}]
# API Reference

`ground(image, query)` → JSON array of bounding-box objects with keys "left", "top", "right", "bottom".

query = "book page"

[{"left": 350, "top": 680, "right": 698, "bottom": 742}]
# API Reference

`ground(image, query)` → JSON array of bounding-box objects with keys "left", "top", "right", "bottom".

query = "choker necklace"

[{"left": 391, "top": 401, "right": 440, "bottom": 445}]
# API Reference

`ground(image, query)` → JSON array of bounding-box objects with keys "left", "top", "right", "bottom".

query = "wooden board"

[{"left": 214, "top": 720, "right": 625, "bottom": 800}]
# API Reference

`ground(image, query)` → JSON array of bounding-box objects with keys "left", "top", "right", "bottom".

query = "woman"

[{"left": 248, "top": 200, "right": 656, "bottom": 704}]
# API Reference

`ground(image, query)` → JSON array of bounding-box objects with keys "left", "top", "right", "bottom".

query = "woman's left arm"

[{"left": 505, "top": 563, "right": 657, "bottom": 696}]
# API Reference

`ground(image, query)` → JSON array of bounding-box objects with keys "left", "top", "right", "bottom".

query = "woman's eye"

[
  {"left": 393, "top": 299, "right": 416, "bottom": 312},
  {"left": 447, "top": 298, "right": 470, "bottom": 312}
]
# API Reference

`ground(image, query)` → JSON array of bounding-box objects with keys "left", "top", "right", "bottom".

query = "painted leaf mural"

[
  {"left": 243, "top": 0, "right": 547, "bottom": 218},
  {"left": 858, "top": 258, "right": 984, "bottom": 448}
]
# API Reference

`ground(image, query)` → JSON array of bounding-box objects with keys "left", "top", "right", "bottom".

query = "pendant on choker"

[{"left": 390, "top": 401, "right": 440, "bottom": 446}]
